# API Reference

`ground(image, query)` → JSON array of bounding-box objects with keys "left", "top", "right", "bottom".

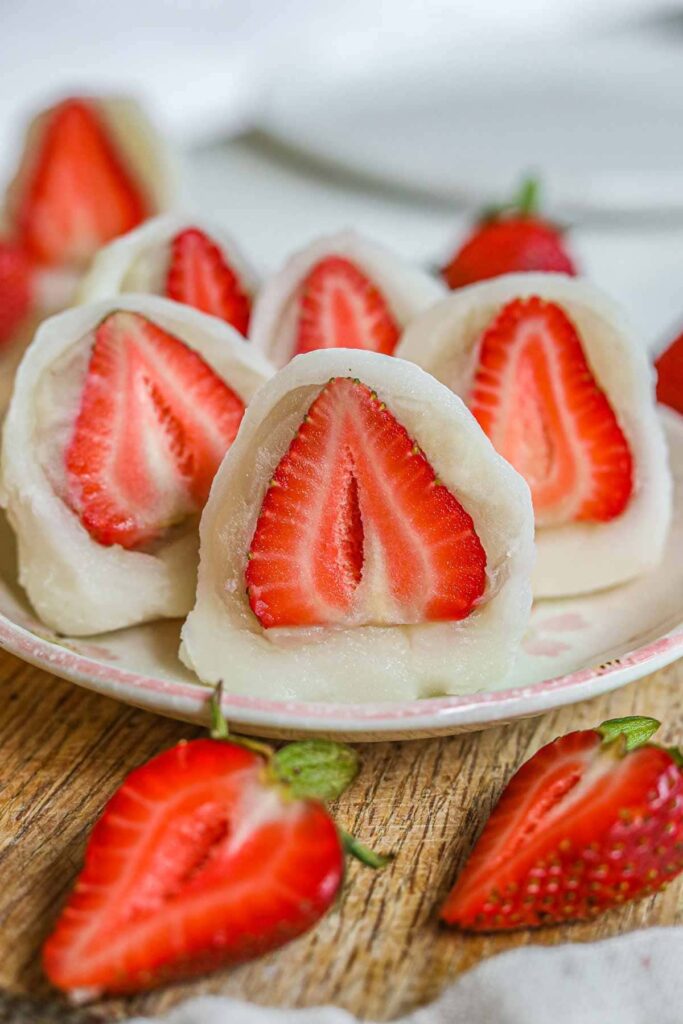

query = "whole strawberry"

[
  {"left": 441, "top": 716, "right": 683, "bottom": 931},
  {"left": 441, "top": 178, "right": 577, "bottom": 290},
  {"left": 0, "top": 239, "right": 32, "bottom": 344},
  {"left": 655, "top": 329, "right": 683, "bottom": 415}
]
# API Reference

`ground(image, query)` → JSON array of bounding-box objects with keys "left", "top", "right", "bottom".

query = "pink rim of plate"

[{"left": 0, "top": 609, "right": 681, "bottom": 734}]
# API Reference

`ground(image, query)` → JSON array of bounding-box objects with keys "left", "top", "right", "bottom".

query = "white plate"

[
  {"left": 0, "top": 412, "right": 681, "bottom": 741},
  {"left": 260, "top": 39, "right": 683, "bottom": 217}
]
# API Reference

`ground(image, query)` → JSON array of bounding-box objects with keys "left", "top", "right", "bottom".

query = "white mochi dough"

[
  {"left": 2, "top": 96, "right": 178, "bottom": 313},
  {"left": 77, "top": 213, "right": 259, "bottom": 314},
  {"left": 0, "top": 295, "right": 273, "bottom": 636},
  {"left": 249, "top": 230, "right": 445, "bottom": 368},
  {"left": 181, "top": 349, "right": 535, "bottom": 703},
  {"left": 397, "top": 273, "right": 673, "bottom": 597}
]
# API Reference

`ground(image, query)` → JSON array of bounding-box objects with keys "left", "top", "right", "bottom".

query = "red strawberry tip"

[
  {"left": 597, "top": 715, "right": 661, "bottom": 752},
  {"left": 208, "top": 683, "right": 390, "bottom": 867}
]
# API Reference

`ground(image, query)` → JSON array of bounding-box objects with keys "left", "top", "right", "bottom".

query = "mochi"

[
  {"left": 0, "top": 295, "right": 273, "bottom": 635},
  {"left": 2, "top": 95, "right": 176, "bottom": 314},
  {"left": 77, "top": 214, "right": 259, "bottom": 333},
  {"left": 249, "top": 230, "right": 444, "bottom": 368},
  {"left": 181, "top": 349, "right": 535, "bottom": 703},
  {"left": 397, "top": 273, "right": 672, "bottom": 597}
]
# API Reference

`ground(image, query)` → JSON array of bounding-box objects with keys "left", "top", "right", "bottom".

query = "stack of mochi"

[{"left": 0, "top": 99, "right": 675, "bottom": 704}]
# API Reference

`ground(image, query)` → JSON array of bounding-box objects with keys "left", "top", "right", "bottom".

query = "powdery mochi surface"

[
  {"left": 181, "top": 349, "right": 535, "bottom": 703},
  {"left": 397, "top": 273, "right": 672, "bottom": 598},
  {"left": 0, "top": 295, "right": 273, "bottom": 636},
  {"left": 77, "top": 213, "right": 259, "bottom": 310},
  {"left": 249, "top": 230, "right": 445, "bottom": 368}
]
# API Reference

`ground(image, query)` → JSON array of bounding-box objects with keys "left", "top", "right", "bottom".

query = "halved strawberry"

[
  {"left": 442, "top": 178, "right": 577, "bottom": 289},
  {"left": 655, "top": 330, "right": 683, "bottom": 415},
  {"left": 246, "top": 377, "right": 487, "bottom": 628},
  {"left": 294, "top": 256, "right": 400, "bottom": 356},
  {"left": 166, "top": 228, "right": 251, "bottom": 335},
  {"left": 469, "top": 297, "right": 633, "bottom": 524},
  {"left": 15, "top": 98, "right": 149, "bottom": 268},
  {"left": 441, "top": 717, "right": 683, "bottom": 931},
  {"left": 43, "top": 738, "right": 345, "bottom": 997},
  {"left": 0, "top": 239, "right": 32, "bottom": 345},
  {"left": 65, "top": 311, "right": 245, "bottom": 549}
]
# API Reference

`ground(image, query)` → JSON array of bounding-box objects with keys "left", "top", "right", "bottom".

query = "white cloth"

[{"left": 125, "top": 928, "right": 683, "bottom": 1023}]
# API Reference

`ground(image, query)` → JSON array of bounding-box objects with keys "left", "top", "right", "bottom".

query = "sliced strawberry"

[
  {"left": 43, "top": 739, "right": 344, "bottom": 996},
  {"left": 469, "top": 297, "right": 633, "bottom": 524},
  {"left": 655, "top": 330, "right": 683, "bottom": 415},
  {"left": 441, "top": 718, "right": 683, "bottom": 931},
  {"left": 246, "top": 377, "right": 487, "bottom": 628},
  {"left": 0, "top": 239, "right": 32, "bottom": 345},
  {"left": 15, "top": 98, "right": 149, "bottom": 268},
  {"left": 166, "top": 228, "right": 251, "bottom": 335},
  {"left": 294, "top": 256, "right": 400, "bottom": 356},
  {"left": 65, "top": 311, "right": 245, "bottom": 549},
  {"left": 442, "top": 179, "right": 577, "bottom": 289}
]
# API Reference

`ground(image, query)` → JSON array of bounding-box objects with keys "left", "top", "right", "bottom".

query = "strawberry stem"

[
  {"left": 598, "top": 716, "right": 660, "bottom": 751},
  {"left": 340, "top": 828, "right": 393, "bottom": 869},
  {"left": 516, "top": 176, "right": 540, "bottom": 217},
  {"left": 208, "top": 682, "right": 274, "bottom": 759},
  {"left": 479, "top": 175, "right": 540, "bottom": 224}
]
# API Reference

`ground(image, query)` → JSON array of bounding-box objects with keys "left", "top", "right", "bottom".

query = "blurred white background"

[{"left": 2, "top": 0, "right": 683, "bottom": 345}]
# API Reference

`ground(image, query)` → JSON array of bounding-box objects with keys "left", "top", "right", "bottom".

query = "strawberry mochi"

[
  {"left": 249, "top": 231, "right": 444, "bottom": 368},
  {"left": 78, "top": 214, "right": 258, "bottom": 336},
  {"left": 180, "top": 350, "right": 535, "bottom": 703},
  {"left": 0, "top": 296, "right": 272, "bottom": 636},
  {"left": 2, "top": 95, "right": 176, "bottom": 313},
  {"left": 397, "top": 273, "right": 672, "bottom": 597}
]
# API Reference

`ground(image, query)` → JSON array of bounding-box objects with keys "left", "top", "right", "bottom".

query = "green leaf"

[
  {"left": 273, "top": 740, "right": 360, "bottom": 802},
  {"left": 340, "top": 828, "right": 393, "bottom": 870},
  {"left": 598, "top": 716, "right": 661, "bottom": 751}
]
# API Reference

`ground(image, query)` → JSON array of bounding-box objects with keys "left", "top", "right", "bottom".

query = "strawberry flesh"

[
  {"left": 656, "top": 331, "right": 683, "bottom": 415},
  {"left": 166, "top": 227, "right": 251, "bottom": 335},
  {"left": 246, "top": 378, "right": 487, "bottom": 628},
  {"left": 470, "top": 297, "right": 633, "bottom": 524},
  {"left": 443, "top": 217, "right": 576, "bottom": 289},
  {"left": 43, "top": 739, "right": 344, "bottom": 996},
  {"left": 15, "top": 98, "right": 149, "bottom": 268},
  {"left": 441, "top": 730, "right": 683, "bottom": 931},
  {"left": 294, "top": 256, "right": 400, "bottom": 356},
  {"left": 65, "top": 311, "right": 245, "bottom": 549},
  {"left": 0, "top": 239, "right": 32, "bottom": 344}
]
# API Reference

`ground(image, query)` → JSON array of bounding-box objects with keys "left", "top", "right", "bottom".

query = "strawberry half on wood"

[
  {"left": 469, "top": 296, "right": 633, "bottom": 524},
  {"left": 14, "top": 98, "right": 149, "bottom": 269},
  {"left": 442, "top": 178, "right": 577, "bottom": 289},
  {"left": 655, "top": 329, "right": 683, "bottom": 415},
  {"left": 166, "top": 227, "right": 252, "bottom": 335},
  {"left": 245, "top": 376, "right": 487, "bottom": 628},
  {"left": 44, "top": 691, "right": 387, "bottom": 999},
  {"left": 441, "top": 716, "right": 683, "bottom": 931},
  {"left": 294, "top": 256, "right": 400, "bottom": 356},
  {"left": 0, "top": 239, "right": 32, "bottom": 345}
]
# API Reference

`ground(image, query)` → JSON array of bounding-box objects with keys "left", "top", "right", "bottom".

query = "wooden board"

[{"left": 0, "top": 649, "right": 681, "bottom": 1022}]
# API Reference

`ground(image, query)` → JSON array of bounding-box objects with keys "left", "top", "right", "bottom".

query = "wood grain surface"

[{"left": 0, "top": 649, "right": 682, "bottom": 1022}]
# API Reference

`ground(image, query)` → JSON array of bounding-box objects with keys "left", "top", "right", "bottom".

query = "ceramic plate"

[{"left": 0, "top": 412, "right": 681, "bottom": 741}]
